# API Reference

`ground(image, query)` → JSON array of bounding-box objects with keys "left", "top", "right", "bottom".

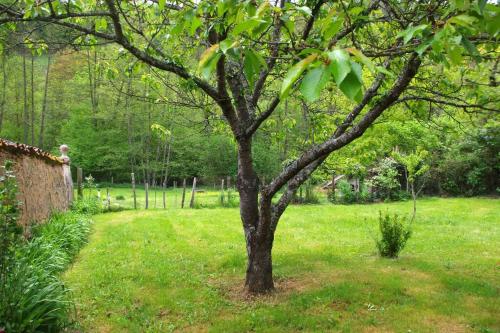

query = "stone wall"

[{"left": 0, "top": 139, "right": 70, "bottom": 226}]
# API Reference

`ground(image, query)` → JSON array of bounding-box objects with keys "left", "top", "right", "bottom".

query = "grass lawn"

[{"left": 63, "top": 198, "right": 499, "bottom": 332}]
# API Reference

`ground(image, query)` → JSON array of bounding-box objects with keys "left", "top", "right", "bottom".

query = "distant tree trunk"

[
  {"left": 162, "top": 136, "right": 172, "bottom": 186},
  {"left": 87, "top": 49, "right": 98, "bottom": 127},
  {"left": 125, "top": 78, "right": 135, "bottom": 173},
  {"left": 23, "top": 54, "right": 29, "bottom": 144},
  {"left": 0, "top": 53, "right": 6, "bottom": 133},
  {"left": 30, "top": 55, "right": 35, "bottom": 145},
  {"left": 39, "top": 54, "right": 50, "bottom": 148}
]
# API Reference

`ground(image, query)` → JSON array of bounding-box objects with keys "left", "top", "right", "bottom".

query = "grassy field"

[{"left": 63, "top": 197, "right": 499, "bottom": 332}]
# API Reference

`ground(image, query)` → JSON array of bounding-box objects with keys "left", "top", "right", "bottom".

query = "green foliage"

[
  {"left": 0, "top": 207, "right": 92, "bottom": 332},
  {"left": 376, "top": 211, "right": 412, "bottom": 258},
  {"left": 294, "top": 181, "right": 320, "bottom": 204},
  {"left": 371, "top": 158, "right": 404, "bottom": 201},
  {"left": 0, "top": 160, "right": 22, "bottom": 284},
  {"left": 392, "top": 147, "right": 430, "bottom": 185},
  {"left": 329, "top": 179, "right": 371, "bottom": 204},
  {"left": 72, "top": 197, "right": 102, "bottom": 215},
  {"left": 430, "top": 124, "right": 499, "bottom": 196},
  {"left": 115, "top": 195, "right": 126, "bottom": 200}
]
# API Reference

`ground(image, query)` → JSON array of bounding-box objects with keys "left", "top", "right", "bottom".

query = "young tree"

[
  {"left": 393, "top": 147, "right": 430, "bottom": 222},
  {"left": 1, "top": 0, "right": 497, "bottom": 293}
]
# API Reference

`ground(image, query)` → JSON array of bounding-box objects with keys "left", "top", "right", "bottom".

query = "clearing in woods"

[{"left": 64, "top": 197, "right": 499, "bottom": 332}]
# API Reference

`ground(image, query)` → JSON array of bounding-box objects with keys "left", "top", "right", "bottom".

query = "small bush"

[
  {"left": 329, "top": 180, "right": 371, "bottom": 204},
  {"left": 72, "top": 197, "right": 102, "bottom": 215},
  {"left": 115, "top": 195, "right": 126, "bottom": 200},
  {"left": 376, "top": 211, "right": 412, "bottom": 258},
  {"left": 293, "top": 182, "right": 320, "bottom": 204}
]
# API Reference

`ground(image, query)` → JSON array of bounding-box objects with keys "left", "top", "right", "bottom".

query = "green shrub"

[
  {"left": 371, "top": 158, "right": 401, "bottom": 201},
  {"left": 293, "top": 182, "right": 320, "bottom": 204},
  {"left": 0, "top": 160, "right": 23, "bottom": 280},
  {"left": 376, "top": 211, "right": 412, "bottom": 258},
  {"left": 0, "top": 211, "right": 92, "bottom": 332},
  {"left": 0, "top": 259, "right": 73, "bottom": 332},
  {"left": 72, "top": 197, "right": 102, "bottom": 215},
  {"left": 115, "top": 195, "right": 126, "bottom": 200},
  {"left": 329, "top": 180, "right": 371, "bottom": 204}
]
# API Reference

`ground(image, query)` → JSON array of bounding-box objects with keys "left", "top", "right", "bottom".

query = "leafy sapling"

[{"left": 392, "top": 147, "right": 430, "bottom": 222}]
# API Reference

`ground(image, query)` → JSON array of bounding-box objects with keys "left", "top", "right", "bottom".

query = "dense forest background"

[{"left": 0, "top": 26, "right": 498, "bottom": 196}]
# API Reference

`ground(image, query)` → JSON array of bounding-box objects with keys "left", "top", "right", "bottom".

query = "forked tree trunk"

[{"left": 237, "top": 137, "right": 275, "bottom": 294}]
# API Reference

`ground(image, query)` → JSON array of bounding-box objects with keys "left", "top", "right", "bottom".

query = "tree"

[
  {"left": 393, "top": 147, "right": 430, "bottom": 222},
  {"left": 1, "top": 0, "right": 497, "bottom": 294}
]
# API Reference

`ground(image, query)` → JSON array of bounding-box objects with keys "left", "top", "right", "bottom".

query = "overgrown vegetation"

[
  {"left": 0, "top": 162, "right": 93, "bottom": 332},
  {"left": 375, "top": 212, "right": 412, "bottom": 258}
]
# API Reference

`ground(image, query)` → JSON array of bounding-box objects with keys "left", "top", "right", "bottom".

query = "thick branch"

[{"left": 264, "top": 53, "right": 421, "bottom": 199}]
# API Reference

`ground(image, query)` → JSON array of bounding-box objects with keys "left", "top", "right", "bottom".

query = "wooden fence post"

[
  {"left": 106, "top": 188, "right": 110, "bottom": 209},
  {"left": 145, "top": 182, "right": 149, "bottom": 209},
  {"left": 131, "top": 172, "right": 137, "bottom": 209},
  {"left": 77, "top": 167, "right": 83, "bottom": 198},
  {"left": 220, "top": 178, "right": 225, "bottom": 205},
  {"left": 162, "top": 181, "right": 166, "bottom": 209},
  {"left": 189, "top": 177, "right": 197, "bottom": 208},
  {"left": 227, "top": 176, "right": 231, "bottom": 190},
  {"left": 181, "top": 178, "right": 186, "bottom": 208},
  {"left": 153, "top": 180, "right": 157, "bottom": 208},
  {"left": 173, "top": 180, "right": 177, "bottom": 208}
]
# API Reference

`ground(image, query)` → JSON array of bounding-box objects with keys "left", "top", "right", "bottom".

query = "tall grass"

[{"left": 0, "top": 211, "right": 92, "bottom": 332}]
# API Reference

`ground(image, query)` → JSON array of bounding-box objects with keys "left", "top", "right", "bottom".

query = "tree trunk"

[
  {"left": 23, "top": 54, "right": 29, "bottom": 144},
  {"left": 39, "top": 54, "right": 50, "bottom": 148},
  {"left": 237, "top": 137, "right": 275, "bottom": 294},
  {"left": 245, "top": 232, "right": 274, "bottom": 293},
  {"left": 30, "top": 55, "right": 35, "bottom": 145},
  {"left": 0, "top": 52, "right": 6, "bottom": 133}
]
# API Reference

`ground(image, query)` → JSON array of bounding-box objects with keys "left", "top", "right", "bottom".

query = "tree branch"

[{"left": 264, "top": 53, "right": 421, "bottom": 199}]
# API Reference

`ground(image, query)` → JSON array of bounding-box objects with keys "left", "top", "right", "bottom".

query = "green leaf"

[
  {"left": 158, "top": 0, "right": 166, "bottom": 11},
  {"left": 190, "top": 16, "right": 202, "bottom": 35},
  {"left": 233, "top": 18, "right": 265, "bottom": 35},
  {"left": 200, "top": 53, "right": 221, "bottom": 80},
  {"left": 280, "top": 54, "right": 317, "bottom": 98},
  {"left": 244, "top": 48, "right": 266, "bottom": 86},
  {"left": 461, "top": 37, "right": 481, "bottom": 62},
  {"left": 327, "top": 49, "right": 351, "bottom": 85},
  {"left": 198, "top": 44, "right": 220, "bottom": 79},
  {"left": 446, "top": 44, "right": 463, "bottom": 65},
  {"left": 338, "top": 71, "right": 363, "bottom": 101},
  {"left": 220, "top": 38, "right": 235, "bottom": 53},
  {"left": 322, "top": 16, "right": 344, "bottom": 41},
  {"left": 297, "top": 6, "right": 312, "bottom": 17},
  {"left": 376, "top": 66, "right": 395, "bottom": 78},
  {"left": 448, "top": 14, "right": 477, "bottom": 28},
  {"left": 300, "top": 65, "right": 331, "bottom": 102},
  {"left": 347, "top": 47, "right": 375, "bottom": 73},
  {"left": 397, "top": 24, "right": 428, "bottom": 45},
  {"left": 95, "top": 18, "right": 108, "bottom": 31},
  {"left": 281, "top": 16, "right": 295, "bottom": 35}
]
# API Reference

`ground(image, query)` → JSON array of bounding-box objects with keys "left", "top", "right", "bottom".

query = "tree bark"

[
  {"left": 245, "top": 230, "right": 274, "bottom": 293},
  {"left": 30, "top": 54, "right": 35, "bottom": 145},
  {"left": 22, "top": 54, "right": 29, "bottom": 144},
  {"left": 39, "top": 54, "right": 50, "bottom": 148},
  {"left": 0, "top": 52, "right": 6, "bottom": 133},
  {"left": 237, "top": 137, "right": 275, "bottom": 293}
]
